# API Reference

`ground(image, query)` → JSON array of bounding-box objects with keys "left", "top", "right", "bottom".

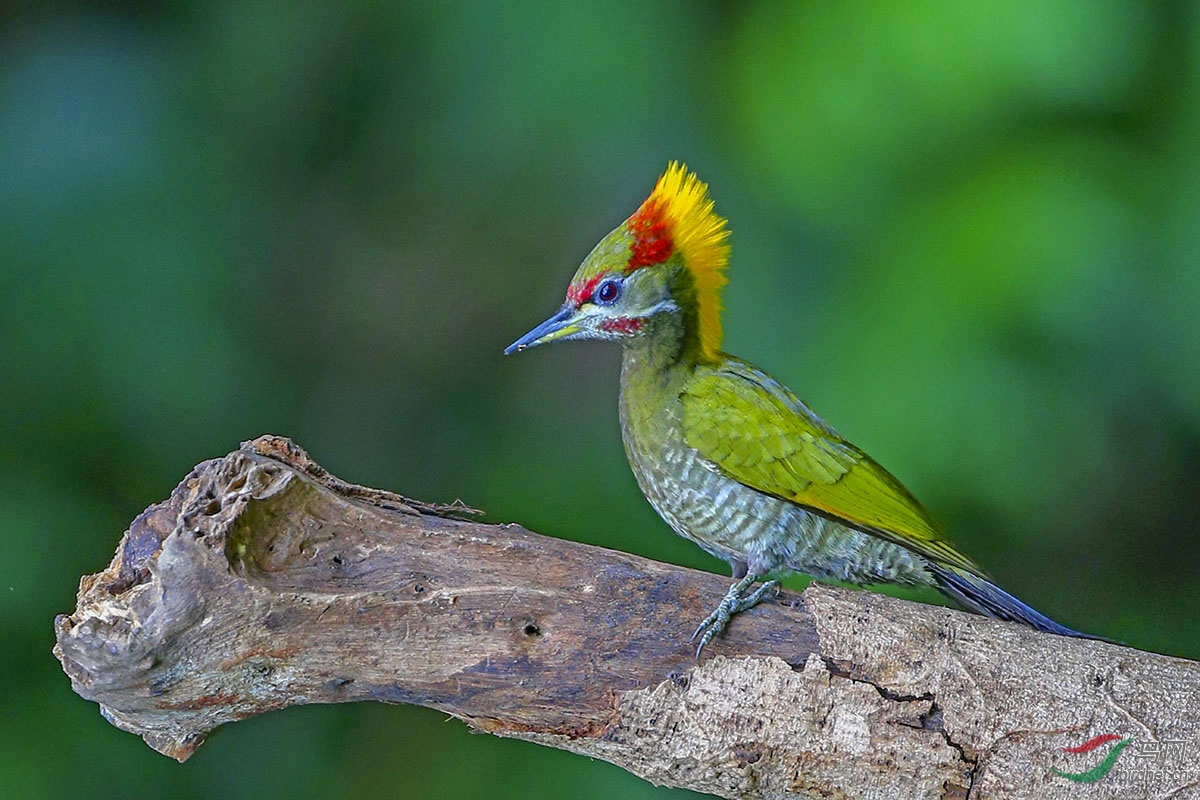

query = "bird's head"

[{"left": 505, "top": 163, "right": 730, "bottom": 361}]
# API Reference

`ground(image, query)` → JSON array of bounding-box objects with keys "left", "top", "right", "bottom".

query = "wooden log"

[{"left": 54, "top": 436, "right": 1200, "bottom": 799}]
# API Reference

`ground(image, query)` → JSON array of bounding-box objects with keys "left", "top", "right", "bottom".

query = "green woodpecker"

[{"left": 506, "top": 163, "right": 1090, "bottom": 655}]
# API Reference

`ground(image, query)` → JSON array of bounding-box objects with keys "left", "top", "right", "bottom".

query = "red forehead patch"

[
  {"left": 627, "top": 199, "right": 673, "bottom": 269},
  {"left": 566, "top": 274, "right": 600, "bottom": 306}
]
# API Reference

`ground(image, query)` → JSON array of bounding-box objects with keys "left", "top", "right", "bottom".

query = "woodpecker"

[{"left": 506, "top": 162, "right": 1091, "bottom": 656}]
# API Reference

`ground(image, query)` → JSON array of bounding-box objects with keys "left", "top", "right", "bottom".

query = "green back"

[{"left": 680, "top": 358, "right": 986, "bottom": 577}]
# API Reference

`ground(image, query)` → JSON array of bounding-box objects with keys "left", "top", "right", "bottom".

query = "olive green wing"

[{"left": 680, "top": 361, "right": 985, "bottom": 576}]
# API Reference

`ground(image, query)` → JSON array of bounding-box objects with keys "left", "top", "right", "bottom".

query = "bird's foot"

[{"left": 690, "top": 575, "right": 780, "bottom": 660}]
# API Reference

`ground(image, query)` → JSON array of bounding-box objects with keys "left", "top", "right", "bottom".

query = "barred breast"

[{"left": 618, "top": 353, "right": 930, "bottom": 587}]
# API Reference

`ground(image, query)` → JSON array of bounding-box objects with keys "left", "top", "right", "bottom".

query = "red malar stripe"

[{"left": 599, "top": 317, "right": 642, "bottom": 334}]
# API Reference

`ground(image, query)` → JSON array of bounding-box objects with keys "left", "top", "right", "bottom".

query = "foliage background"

[{"left": 4, "top": 2, "right": 1199, "bottom": 798}]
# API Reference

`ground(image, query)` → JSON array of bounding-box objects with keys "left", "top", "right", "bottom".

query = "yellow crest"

[{"left": 626, "top": 162, "right": 730, "bottom": 360}]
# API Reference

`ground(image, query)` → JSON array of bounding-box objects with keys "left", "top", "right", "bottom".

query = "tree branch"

[{"left": 54, "top": 436, "right": 1200, "bottom": 799}]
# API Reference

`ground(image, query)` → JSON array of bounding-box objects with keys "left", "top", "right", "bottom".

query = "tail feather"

[{"left": 928, "top": 564, "right": 1102, "bottom": 640}]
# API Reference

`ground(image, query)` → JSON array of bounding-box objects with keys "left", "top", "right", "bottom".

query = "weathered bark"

[{"left": 54, "top": 436, "right": 1200, "bottom": 799}]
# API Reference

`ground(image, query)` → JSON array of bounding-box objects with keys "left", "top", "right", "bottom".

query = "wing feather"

[{"left": 680, "top": 359, "right": 984, "bottom": 576}]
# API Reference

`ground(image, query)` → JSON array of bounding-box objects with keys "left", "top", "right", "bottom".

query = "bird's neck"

[{"left": 619, "top": 309, "right": 703, "bottom": 417}]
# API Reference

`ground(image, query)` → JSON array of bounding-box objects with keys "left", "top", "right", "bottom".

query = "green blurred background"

[{"left": 4, "top": 1, "right": 1199, "bottom": 797}]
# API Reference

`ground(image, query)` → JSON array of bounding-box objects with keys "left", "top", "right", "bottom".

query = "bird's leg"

[{"left": 690, "top": 572, "right": 781, "bottom": 659}]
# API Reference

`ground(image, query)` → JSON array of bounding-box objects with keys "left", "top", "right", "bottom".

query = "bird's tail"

[{"left": 927, "top": 563, "right": 1100, "bottom": 640}]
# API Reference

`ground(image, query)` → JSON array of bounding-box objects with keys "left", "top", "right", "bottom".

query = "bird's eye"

[{"left": 595, "top": 279, "right": 622, "bottom": 305}]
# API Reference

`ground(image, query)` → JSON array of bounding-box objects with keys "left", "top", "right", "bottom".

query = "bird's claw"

[
  {"left": 690, "top": 605, "right": 731, "bottom": 656},
  {"left": 690, "top": 578, "right": 781, "bottom": 661}
]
